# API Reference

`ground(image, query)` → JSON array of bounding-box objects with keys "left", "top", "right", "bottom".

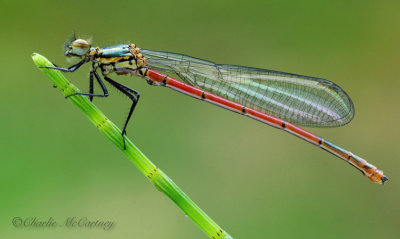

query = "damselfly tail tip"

[{"left": 369, "top": 170, "right": 388, "bottom": 185}]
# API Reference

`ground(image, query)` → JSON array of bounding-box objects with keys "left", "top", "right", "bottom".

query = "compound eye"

[{"left": 71, "top": 39, "right": 90, "bottom": 55}]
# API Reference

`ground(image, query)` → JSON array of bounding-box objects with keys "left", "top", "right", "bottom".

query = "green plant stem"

[{"left": 32, "top": 53, "right": 232, "bottom": 239}]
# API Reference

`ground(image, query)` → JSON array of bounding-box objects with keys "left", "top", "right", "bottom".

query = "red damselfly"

[{"left": 43, "top": 35, "right": 388, "bottom": 184}]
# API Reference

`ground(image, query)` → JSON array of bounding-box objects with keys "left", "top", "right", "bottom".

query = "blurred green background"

[{"left": 1, "top": 0, "right": 399, "bottom": 238}]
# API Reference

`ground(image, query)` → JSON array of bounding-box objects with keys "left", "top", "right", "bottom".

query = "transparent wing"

[{"left": 141, "top": 49, "right": 354, "bottom": 127}]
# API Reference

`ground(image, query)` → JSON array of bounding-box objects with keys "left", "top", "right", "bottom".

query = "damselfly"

[{"left": 43, "top": 35, "right": 387, "bottom": 184}]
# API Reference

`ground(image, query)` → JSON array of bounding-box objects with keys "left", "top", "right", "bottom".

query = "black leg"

[
  {"left": 89, "top": 62, "right": 98, "bottom": 101},
  {"left": 103, "top": 76, "right": 140, "bottom": 149},
  {"left": 89, "top": 71, "right": 94, "bottom": 101},
  {"left": 41, "top": 58, "right": 86, "bottom": 72},
  {"left": 66, "top": 71, "right": 109, "bottom": 99}
]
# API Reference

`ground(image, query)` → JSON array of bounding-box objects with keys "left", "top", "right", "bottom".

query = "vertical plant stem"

[{"left": 32, "top": 53, "right": 233, "bottom": 239}]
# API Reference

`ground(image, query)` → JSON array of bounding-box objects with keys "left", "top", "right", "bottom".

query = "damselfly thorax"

[
  {"left": 43, "top": 36, "right": 388, "bottom": 185},
  {"left": 89, "top": 45, "right": 148, "bottom": 77}
]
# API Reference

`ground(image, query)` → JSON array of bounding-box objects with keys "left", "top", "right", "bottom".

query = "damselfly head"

[{"left": 64, "top": 39, "right": 91, "bottom": 57}]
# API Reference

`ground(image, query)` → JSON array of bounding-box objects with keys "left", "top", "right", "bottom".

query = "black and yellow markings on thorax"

[
  {"left": 97, "top": 56, "right": 133, "bottom": 64},
  {"left": 89, "top": 44, "right": 147, "bottom": 75}
]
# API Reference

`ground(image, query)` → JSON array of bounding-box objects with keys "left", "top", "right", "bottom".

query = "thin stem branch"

[{"left": 32, "top": 53, "right": 233, "bottom": 239}]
